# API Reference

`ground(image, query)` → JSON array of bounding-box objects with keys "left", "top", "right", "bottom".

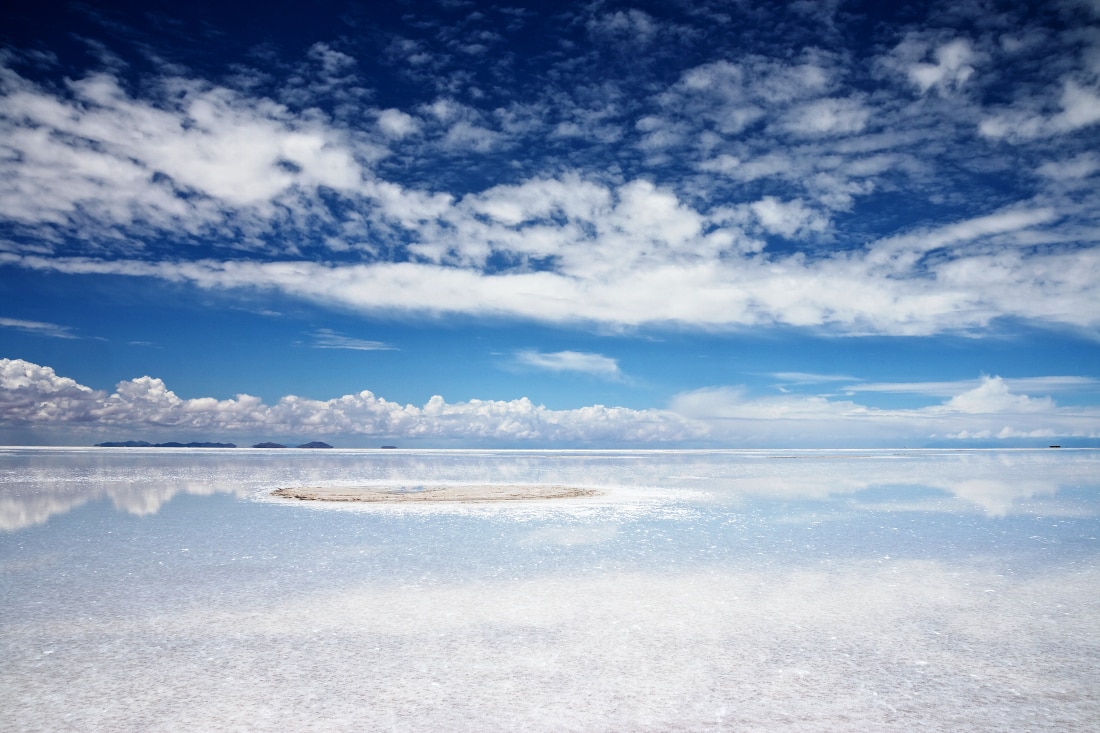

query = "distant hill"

[
  {"left": 95, "top": 439, "right": 334, "bottom": 448},
  {"left": 95, "top": 441, "right": 237, "bottom": 448}
]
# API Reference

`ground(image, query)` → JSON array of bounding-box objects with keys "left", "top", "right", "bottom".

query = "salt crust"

[{"left": 271, "top": 484, "right": 603, "bottom": 503}]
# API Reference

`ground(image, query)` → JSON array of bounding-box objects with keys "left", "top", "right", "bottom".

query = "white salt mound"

[{"left": 271, "top": 484, "right": 602, "bottom": 503}]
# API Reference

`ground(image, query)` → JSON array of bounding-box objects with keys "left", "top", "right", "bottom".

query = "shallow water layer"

[{"left": 1, "top": 448, "right": 1098, "bottom": 732}]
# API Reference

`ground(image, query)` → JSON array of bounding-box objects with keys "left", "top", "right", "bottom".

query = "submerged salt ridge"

[{"left": 1, "top": 448, "right": 1098, "bottom": 731}]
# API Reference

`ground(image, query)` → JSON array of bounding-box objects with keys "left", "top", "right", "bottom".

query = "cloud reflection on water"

[{"left": 0, "top": 448, "right": 1096, "bottom": 531}]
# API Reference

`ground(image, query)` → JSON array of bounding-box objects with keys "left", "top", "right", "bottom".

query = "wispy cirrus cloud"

[
  {"left": 769, "top": 372, "right": 859, "bottom": 385},
  {"left": 514, "top": 350, "right": 623, "bottom": 380},
  {"left": 309, "top": 328, "right": 395, "bottom": 352},
  {"left": 842, "top": 376, "right": 1100, "bottom": 398},
  {"left": 0, "top": 317, "right": 79, "bottom": 339}
]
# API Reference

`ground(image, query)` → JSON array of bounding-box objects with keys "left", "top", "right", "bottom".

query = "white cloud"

[
  {"left": 0, "top": 317, "right": 78, "bottom": 339},
  {"left": 669, "top": 375, "right": 1100, "bottom": 445},
  {"left": 0, "top": 31, "right": 1098, "bottom": 340},
  {"left": 658, "top": 58, "right": 832, "bottom": 136},
  {"left": 779, "top": 97, "right": 870, "bottom": 136},
  {"left": 0, "top": 359, "right": 699, "bottom": 445},
  {"left": 846, "top": 376, "right": 1098, "bottom": 397},
  {"left": 943, "top": 376, "right": 1054, "bottom": 414},
  {"left": 0, "top": 359, "right": 101, "bottom": 424},
  {"left": 771, "top": 372, "right": 858, "bottom": 385},
  {"left": 3, "top": 360, "right": 1095, "bottom": 447},
  {"left": 377, "top": 108, "right": 420, "bottom": 138},
  {"left": 865, "top": 206, "right": 1059, "bottom": 270},
  {"left": 6, "top": 195, "right": 1099, "bottom": 335},
  {"left": 307, "top": 42, "right": 356, "bottom": 76},
  {"left": 442, "top": 120, "right": 502, "bottom": 152},
  {"left": 310, "top": 329, "right": 395, "bottom": 351},
  {"left": 462, "top": 174, "right": 611, "bottom": 228},
  {"left": 0, "top": 65, "right": 369, "bottom": 237},
  {"left": 980, "top": 80, "right": 1100, "bottom": 140},
  {"left": 750, "top": 196, "right": 830, "bottom": 238},
  {"left": 1057, "top": 80, "right": 1100, "bottom": 130},
  {"left": 697, "top": 154, "right": 741, "bottom": 174},
  {"left": 906, "top": 39, "right": 978, "bottom": 94},
  {"left": 1037, "top": 152, "right": 1100, "bottom": 180},
  {"left": 587, "top": 9, "right": 659, "bottom": 45},
  {"left": 514, "top": 350, "right": 622, "bottom": 380}
]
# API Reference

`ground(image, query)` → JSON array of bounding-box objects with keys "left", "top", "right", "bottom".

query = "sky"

[{"left": 0, "top": 0, "right": 1099, "bottom": 448}]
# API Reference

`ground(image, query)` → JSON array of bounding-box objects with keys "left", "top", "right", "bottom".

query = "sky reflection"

[
  {"left": 1, "top": 448, "right": 1096, "bottom": 530},
  {"left": 2, "top": 449, "right": 1098, "bottom": 731}
]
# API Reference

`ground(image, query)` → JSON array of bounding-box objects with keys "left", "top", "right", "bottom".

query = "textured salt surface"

[
  {"left": 2, "top": 448, "right": 1098, "bottom": 732},
  {"left": 5, "top": 564, "right": 1098, "bottom": 732},
  {"left": 271, "top": 484, "right": 602, "bottom": 502}
]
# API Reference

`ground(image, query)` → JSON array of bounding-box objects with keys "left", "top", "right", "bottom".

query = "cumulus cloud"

[
  {"left": 0, "top": 359, "right": 698, "bottom": 445},
  {"left": 2, "top": 359, "right": 1096, "bottom": 447},
  {"left": 0, "top": 63, "right": 370, "bottom": 245},
  {"left": 587, "top": 9, "right": 660, "bottom": 46},
  {"left": 307, "top": 42, "right": 356, "bottom": 76},
  {"left": 749, "top": 196, "right": 830, "bottom": 238},
  {"left": 657, "top": 57, "right": 831, "bottom": 135},
  {"left": 669, "top": 375, "right": 1100, "bottom": 445},
  {"left": 0, "top": 359, "right": 101, "bottom": 424},
  {"left": 779, "top": 97, "right": 870, "bottom": 136},
  {"left": 1036, "top": 152, "right": 1100, "bottom": 181},
  {"left": 906, "top": 39, "right": 978, "bottom": 95},
  {"left": 980, "top": 81, "right": 1100, "bottom": 140},
  {"left": 442, "top": 120, "right": 503, "bottom": 152},
  {"left": 376, "top": 108, "right": 421, "bottom": 138},
  {"left": 943, "top": 376, "right": 1054, "bottom": 414}
]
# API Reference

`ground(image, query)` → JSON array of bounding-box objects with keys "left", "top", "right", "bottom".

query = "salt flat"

[
  {"left": 1, "top": 448, "right": 1098, "bottom": 732},
  {"left": 271, "top": 483, "right": 602, "bottom": 502}
]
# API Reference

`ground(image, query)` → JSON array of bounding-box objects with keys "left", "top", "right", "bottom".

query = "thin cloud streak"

[
  {"left": 770, "top": 372, "right": 859, "bottom": 385},
  {"left": 0, "top": 317, "right": 78, "bottom": 339},
  {"left": 310, "top": 329, "right": 395, "bottom": 351},
  {"left": 844, "top": 377, "right": 1100, "bottom": 397},
  {"left": 514, "top": 350, "right": 623, "bottom": 379}
]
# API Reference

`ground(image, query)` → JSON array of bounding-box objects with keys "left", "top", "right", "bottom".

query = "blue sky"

[{"left": 1, "top": 0, "right": 1099, "bottom": 447}]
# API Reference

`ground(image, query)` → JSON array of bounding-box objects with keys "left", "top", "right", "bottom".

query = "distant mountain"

[
  {"left": 95, "top": 439, "right": 335, "bottom": 448},
  {"left": 95, "top": 441, "right": 237, "bottom": 448}
]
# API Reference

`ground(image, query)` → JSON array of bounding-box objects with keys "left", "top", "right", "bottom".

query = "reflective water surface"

[{"left": 1, "top": 448, "right": 1098, "bottom": 731}]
